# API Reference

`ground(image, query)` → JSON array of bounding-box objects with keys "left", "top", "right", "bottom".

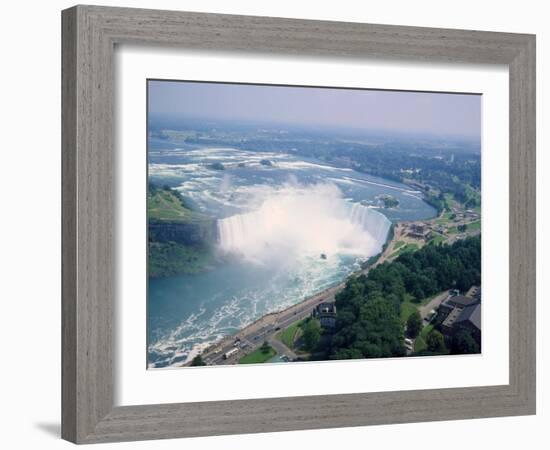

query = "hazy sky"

[{"left": 148, "top": 80, "right": 481, "bottom": 138}]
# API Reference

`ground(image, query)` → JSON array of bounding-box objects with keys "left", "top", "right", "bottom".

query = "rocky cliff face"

[{"left": 148, "top": 219, "right": 217, "bottom": 247}]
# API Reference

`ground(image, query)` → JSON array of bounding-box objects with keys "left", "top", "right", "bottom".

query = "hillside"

[
  {"left": 148, "top": 186, "right": 217, "bottom": 277},
  {"left": 148, "top": 186, "right": 208, "bottom": 224}
]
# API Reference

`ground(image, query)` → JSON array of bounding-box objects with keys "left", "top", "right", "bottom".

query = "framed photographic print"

[
  {"left": 62, "top": 5, "right": 536, "bottom": 444},
  {"left": 146, "top": 80, "right": 483, "bottom": 369}
]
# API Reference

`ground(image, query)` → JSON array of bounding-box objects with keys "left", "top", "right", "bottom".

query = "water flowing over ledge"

[
  {"left": 147, "top": 150, "right": 436, "bottom": 368},
  {"left": 217, "top": 183, "right": 391, "bottom": 265}
]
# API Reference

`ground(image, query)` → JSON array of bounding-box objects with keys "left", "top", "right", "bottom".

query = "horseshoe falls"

[
  {"left": 217, "top": 184, "right": 391, "bottom": 265},
  {"left": 147, "top": 148, "right": 435, "bottom": 368}
]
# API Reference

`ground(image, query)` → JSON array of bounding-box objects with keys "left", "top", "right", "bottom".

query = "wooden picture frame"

[{"left": 62, "top": 5, "right": 536, "bottom": 444}]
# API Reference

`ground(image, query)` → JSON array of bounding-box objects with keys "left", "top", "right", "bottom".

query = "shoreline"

[
  {"left": 193, "top": 281, "right": 346, "bottom": 366},
  {"left": 158, "top": 189, "right": 443, "bottom": 367},
  {"left": 163, "top": 205, "right": 465, "bottom": 368},
  {"left": 189, "top": 221, "right": 401, "bottom": 366},
  {"left": 184, "top": 205, "right": 480, "bottom": 367}
]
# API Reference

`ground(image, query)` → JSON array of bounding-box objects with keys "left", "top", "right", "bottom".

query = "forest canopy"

[{"left": 329, "top": 236, "right": 481, "bottom": 360}]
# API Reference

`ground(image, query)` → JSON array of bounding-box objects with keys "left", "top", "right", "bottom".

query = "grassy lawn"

[
  {"left": 429, "top": 232, "right": 446, "bottom": 245},
  {"left": 400, "top": 301, "right": 418, "bottom": 324},
  {"left": 276, "top": 319, "right": 305, "bottom": 349},
  {"left": 148, "top": 188, "right": 210, "bottom": 224},
  {"left": 393, "top": 240, "right": 406, "bottom": 251},
  {"left": 391, "top": 243, "right": 419, "bottom": 258},
  {"left": 148, "top": 189, "right": 192, "bottom": 222},
  {"left": 435, "top": 210, "right": 454, "bottom": 225},
  {"left": 413, "top": 324, "right": 434, "bottom": 353},
  {"left": 448, "top": 220, "right": 481, "bottom": 234},
  {"left": 238, "top": 345, "right": 276, "bottom": 364}
]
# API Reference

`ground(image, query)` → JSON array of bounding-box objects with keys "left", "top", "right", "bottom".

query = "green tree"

[
  {"left": 332, "top": 295, "right": 405, "bottom": 360},
  {"left": 190, "top": 355, "right": 206, "bottom": 366},
  {"left": 330, "top": 236, "right": 480, "bottom": 361},
  {"left": 426, "top": 329, "right": 447, "bottom": 354},
  {"left": 302, "top": 319, "right": 322, "bottom": 351},
  {"left": 406, "top": 310, "right": 422, "bottom": 339},
  {"left": 451, "top": 328, "right": 480, "bottom": 354},
  {"left": 261, "top": 340, "right": 271, "bottom": 353}
]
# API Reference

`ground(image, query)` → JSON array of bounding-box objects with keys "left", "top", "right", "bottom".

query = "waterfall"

[
  {"left": 217, "top": 186, "right": 391, "bottom": 264},
  {"left": 218, "top": 212, "right": 263, "bottom": 254},
  {"left": 348, "top": 202, "right": 392, "bottom": 248}
]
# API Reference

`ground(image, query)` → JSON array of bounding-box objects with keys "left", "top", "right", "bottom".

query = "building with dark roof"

[
  {"left": 439, "top": 295, "right": 480, "bottom": 316},
  {"left": 456, "top": 303, "right": 481, "bottom": 328},
  {"left": 312, "top": 302, "right": 337, "bottom": 329},
  {"left": 407, "top": 223, "right": 431, "bottom": 240},
  {"left": 440, "top": 289, "right": 481, "bottom": 346},
  {"left": 447, "top": 303, "right": 481, "bottom": 347}
]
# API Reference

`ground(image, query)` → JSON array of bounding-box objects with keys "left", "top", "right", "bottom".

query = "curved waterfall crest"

[
  {"left": 217, "top": 184, "right": 391, "bottom": 263},
  {"left": 347, "top": 202, "right": 392, "bottom": 248}
]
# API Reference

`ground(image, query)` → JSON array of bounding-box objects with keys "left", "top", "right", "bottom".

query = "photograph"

[
  {"left": 1, "top": 1, "right": 540, "bottom": 446},
  {"left": 146, "top": 80, "right": 482, "bottom": 369}
]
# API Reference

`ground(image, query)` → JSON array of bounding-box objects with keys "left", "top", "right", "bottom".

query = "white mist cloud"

[{"left": 217, "top": 183, "right": 390, "bottom": 265}]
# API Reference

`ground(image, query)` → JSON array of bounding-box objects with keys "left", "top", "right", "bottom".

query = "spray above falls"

[{"left": 217, "top": 183, "right": 391, "bottom": 265}]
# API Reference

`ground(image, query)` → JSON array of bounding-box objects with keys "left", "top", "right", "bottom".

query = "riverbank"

[
  {"left": 191, "top": 203, "right": 481, "bottom": 367},
  {"left": 170, "top": 185, "right": 473, "bottom": 367},
  {"left": 193, "top": 220, "right": 402, "bottom": 366},
  {"left": 194, "top": 280, "right": 345, "bottom": 366}
]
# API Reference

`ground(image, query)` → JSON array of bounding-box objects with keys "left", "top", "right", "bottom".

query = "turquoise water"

[{"left": 147, "top": 147, "right": 436, "bottom": 368}]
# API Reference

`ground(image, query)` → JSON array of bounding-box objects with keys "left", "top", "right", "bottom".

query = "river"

[{"left": 147, "top": 146, "right": 436, "bottom": 368}]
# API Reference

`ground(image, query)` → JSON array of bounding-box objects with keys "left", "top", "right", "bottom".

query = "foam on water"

[
  {"left": 217, "top": 183, "right": 391, "bottom": 265},
  {"left": 147, "top": 253, "right": 358, "bottom": 368},
  {"left": 147, "top": 149, "right": 435, "bottom": 368}
]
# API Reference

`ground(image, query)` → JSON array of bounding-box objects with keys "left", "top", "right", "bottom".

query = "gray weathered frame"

[{"left": 61, "top": 4, "right": 536, "bottom": 444}]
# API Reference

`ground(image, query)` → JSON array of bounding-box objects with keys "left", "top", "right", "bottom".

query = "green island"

[
  {"left": 148, "top": 185, "right": 217, "bottom": 277},
  {"left": 259, "top": 159, "right": 273, "bottom": 167},
  {"left": 378, "top": 194, "right": 400, "bottom": 208},
  {"left": 207, "top": 162, "right": 225, "bottom": 170}
]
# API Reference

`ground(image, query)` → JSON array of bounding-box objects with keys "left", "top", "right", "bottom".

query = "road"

[
  {"left": 199, "top": 283, "right": 343, "bottom": 366},
  {"left": 269, "top": 337, "right": 297, "bottom": 360},
  {"left": 195, "top": 219, "right": 476, "bottom": 366},
  {"left": 201, "top": 225, "right": 405, "bottom": 367},
  {"left": 418, "top": 290, "right": 450, "bottom": 323}
]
